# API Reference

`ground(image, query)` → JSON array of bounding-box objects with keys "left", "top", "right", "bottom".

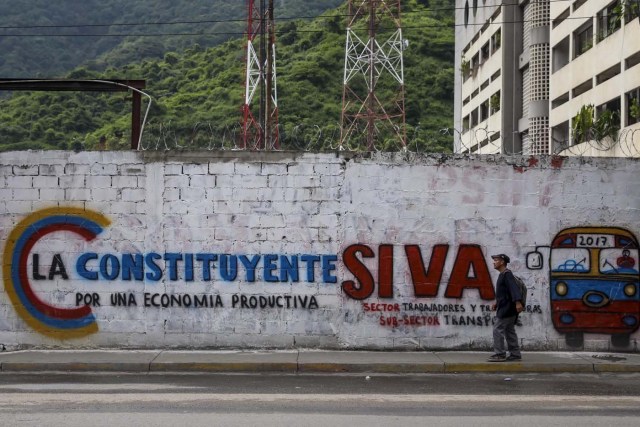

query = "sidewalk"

[{"left": 0, "top": 350, "right": 639, "bottom": 374}]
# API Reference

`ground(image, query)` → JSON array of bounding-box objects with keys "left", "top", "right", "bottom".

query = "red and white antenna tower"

[
  {"left": 340, "top": 0, "right": 406, "bottom": 150},
  {"left": 242, "top": 0, "right": 279, "bottom": 149}
]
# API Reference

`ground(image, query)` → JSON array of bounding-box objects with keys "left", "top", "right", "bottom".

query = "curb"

[{"left": 1, "top": 351, "right": 640, "bottom": 374}]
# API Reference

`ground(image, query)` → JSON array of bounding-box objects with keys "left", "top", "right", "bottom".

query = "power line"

[
  {"left": 0, "top": 15, "right": 610, "bottom": 38},
  {"left": 0, "top": 0, "right": 579, "bottom": 31}
]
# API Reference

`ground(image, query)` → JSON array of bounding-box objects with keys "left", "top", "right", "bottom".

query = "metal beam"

[{"left": 0, "top": 79, "right": 147, "bottom": 149}]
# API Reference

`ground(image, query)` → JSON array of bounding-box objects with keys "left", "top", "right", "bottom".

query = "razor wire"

[
  {"left": 135, "top": 120, "right": 457, "bottom": 153},
  {"left": 5, "top": 120, "right": 639, "bottom": 157},
  {"left": 457, "top": 126, "right": 640, "bottom": 157}
]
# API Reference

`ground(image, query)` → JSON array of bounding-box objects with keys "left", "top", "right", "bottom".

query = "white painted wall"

[{"left": 1, "top": 151, "right": 639, "bottom": 352}]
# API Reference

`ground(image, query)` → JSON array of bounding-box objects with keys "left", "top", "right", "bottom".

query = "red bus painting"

[{"left": 528, "top": 227, "right": 640, "bottom": 348}]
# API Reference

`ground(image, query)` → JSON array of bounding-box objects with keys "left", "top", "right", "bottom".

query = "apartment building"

[
  {"left": 550, "top": 0, "right": 640, "bottom": 156},
  {"left": 454, "top": 0, "right": 640, "bottom": 157}
]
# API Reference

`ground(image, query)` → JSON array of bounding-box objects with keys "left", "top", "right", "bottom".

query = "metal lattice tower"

[
  {"left": 340, "top": 0, "right": 406, "bottom": 150},
  {"left": 242, "top": 0, "right": 279, "bottom": 149}
]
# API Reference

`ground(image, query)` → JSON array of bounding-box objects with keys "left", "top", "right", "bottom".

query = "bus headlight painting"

[
  {"left": 555, "top": 281, "right": 568, "bottom": 296},
  {"left": 560, "top": 313, "right": 575, "bottom": 324},
  {"left": 622, "top": 316, "right": 638, "bottom": 327},
  {"left": 624, "top": 283, "right": 637, "bottom": 297}
]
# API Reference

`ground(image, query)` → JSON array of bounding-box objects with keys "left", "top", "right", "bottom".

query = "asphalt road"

[{"left": 0, "top": 373, "right": 639, "bottom": 426}]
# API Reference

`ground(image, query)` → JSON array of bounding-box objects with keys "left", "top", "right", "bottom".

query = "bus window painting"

[{"left": 528, "top": 227, "right": 640, "bottom": 348}]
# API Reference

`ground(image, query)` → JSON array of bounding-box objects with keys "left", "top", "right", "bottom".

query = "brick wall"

[{"left": 1, "top": 151, "right": 639, "bottom": 351}]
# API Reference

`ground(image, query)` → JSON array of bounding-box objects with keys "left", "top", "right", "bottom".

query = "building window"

[
  {"left": 491, "top": 29, "right": 501, "bottom": 52},
  {"left": 573, "top": 0, "right": 587, "bottom": 12},
  {"left": 626, "top": 50, "right": 640, "bottom": 69},
  {"left": 627, "top": 87, "right": 640, "bottom": 126},
  {"left": 465, "top": 1, "right": 470, "bottom": 27},
  {"left": 574, "top": 23, "right": 593, "bottom": 58},
  {"left": 552, "top": 7, "right": 570, "bottom": 28},
  {"left": 490, "top": 91, "right": 501, "bottom": 115},
  {"left": 597, "top": 1, "right": 622, "bottom": 42},
  {"left": 625, "top": 0, "right": 640, "bottom": 23},
  {"left": 597, "top": 97, "right": 621, "bottom": 120},
  {"left": 470, "top": 109, "right": 479, "bottom": 128},
  {"left": 471, "top": 52, "right": 480, "bottom": 77},
  {"left": 479, "top": 100, "right": 489, "bottom": 122},
  {"left": 463, "top": 116, "right": 470, "bottom": 133},
  {"left": 473, "top": 0, "right": 478, "bottom": 16},
  {"left": 596, "top": 63, "right": 621, "bottom": 85},
  {"left": 552, "top": 36, "right": 570, "bottom": 73},
  {"left": 551, "top": 121, "right": 570, "bottom": 152},
  {"left": 552, "top": 92, "right": 570, "bottom": 109},
  {"left": 592, "top": 98, "right": 621, "bottom": 141},
  {"left": 490, "top": 131, "right": 500, "bottom": 143},
  {"left": 572, "top": 78, "right": 593, "bottom": 97},
  {"left": 481, "top": 42, "right": 490, "bottom": 63}
]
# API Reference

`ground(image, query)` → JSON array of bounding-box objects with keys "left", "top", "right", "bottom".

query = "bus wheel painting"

[{"left": 528, "top": 227, "right": 640, "bottom": 348}]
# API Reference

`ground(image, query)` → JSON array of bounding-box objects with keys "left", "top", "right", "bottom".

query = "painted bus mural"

[{"left": 528, "top": 227, "right": 640, "bottom": 348}]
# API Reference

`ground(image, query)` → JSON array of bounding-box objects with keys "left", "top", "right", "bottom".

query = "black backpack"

[{"left": 507, "top": 269, "right": 527, "bottom": 306}]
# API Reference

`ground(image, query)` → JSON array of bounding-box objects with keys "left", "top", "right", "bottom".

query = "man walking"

[{"left": 488, "top": 254, "right": 523, "bottom": 362}]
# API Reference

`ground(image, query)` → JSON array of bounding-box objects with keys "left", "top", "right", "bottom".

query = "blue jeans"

[{"left": 492, "top": 316, "right": 521, "bottom": 356}]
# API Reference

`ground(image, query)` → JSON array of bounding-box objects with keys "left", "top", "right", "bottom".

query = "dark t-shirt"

[{"left": 496, "top": 269, "right": 522, "bottom": 319}]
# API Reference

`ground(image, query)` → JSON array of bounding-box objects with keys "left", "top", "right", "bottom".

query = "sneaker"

[
  {"left": 487, "top": 353, "right": 507, "bottom": 362},
  {"left": 506, "top": 354, "right": 522, "bottom": 361}
]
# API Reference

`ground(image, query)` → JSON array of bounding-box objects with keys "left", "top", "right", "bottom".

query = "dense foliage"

[
  {"left": 0, "top": 0, "right": 454, "bottom": 152},
  {"left": 0, "top": 0, "right": 343, "bottom": 76}
]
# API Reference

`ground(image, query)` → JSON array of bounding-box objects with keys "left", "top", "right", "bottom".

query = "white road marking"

[{"left": 0, "top": 393, "right": 638, "bottom": 405}]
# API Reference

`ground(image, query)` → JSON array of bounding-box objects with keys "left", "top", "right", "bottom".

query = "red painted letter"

[
  {"left": 405, "top": 244, "right": 449, "bottom": 297},
  {"left": 342, "top": 244, "right": 375, "bottom": 300},
  {"left": 445, "top": 245, "right": 495, "bottom": 300},
  {"left": 378, "top": 245, "right": 394, "bottom": 298}
]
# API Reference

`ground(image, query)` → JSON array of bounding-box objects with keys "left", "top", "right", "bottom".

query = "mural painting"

[
  {"left": 2, "top": 207, "right": 110, "bottom": 339},
  {"left": 340, "top": 243, "right": 540, "bottom": 330},
  {"left": 2, "top": 207, "right": 639, "bottom": 350},
  {"left": 2, "top": 207, "right": 546, "bottom": 340},
  {"left": 3, "top": 208, "right": 329, "bottom": 339},
  {"left": 527, "top": 227, "right": 640, "bottom": 347}
]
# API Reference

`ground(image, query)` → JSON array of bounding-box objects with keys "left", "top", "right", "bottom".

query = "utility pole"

[
  {"left": 340, "top": 0, "right": 406, "bottom": 150},
  {"left": 242, "top": 0, "right": 279, "bottom": 149}
]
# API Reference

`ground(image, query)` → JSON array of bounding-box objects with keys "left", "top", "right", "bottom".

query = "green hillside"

[
  {"left": 0, "top": 0, "right": 454, "bottom": 152},
  {"left": 0, "top": 0, "right": 343, "bottom": 77}
]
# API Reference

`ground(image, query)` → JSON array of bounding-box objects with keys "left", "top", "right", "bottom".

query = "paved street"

[{"left": 0, "top": 372, "right": 639, "bottom": 426}]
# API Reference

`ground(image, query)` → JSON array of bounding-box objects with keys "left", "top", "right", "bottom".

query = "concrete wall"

[{"left": 1, "top": 150, "right": 639, "bottom": 352}]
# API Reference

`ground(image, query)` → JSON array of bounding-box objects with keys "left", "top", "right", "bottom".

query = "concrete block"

[
  {"left": 235, "top": 163, "right": 261, "bottom": 175},
  {"left": 91, "top": 188, "right": 119, "bottom": 201},
  {"left": 65, "top": 188, "right": 92, "bottom": 201},
  {"left": 208, "top": 162, "right": 236, "bottom": 175},
  {"left": 121, "top": 188, "right": 145, "bottom": 202},
  {"left": 6, "top": 176, "right": 32, "bottom": 188},
  {"left": 13, "top": 165, "right": 39, "bottom": 176},
  {"left": 64, "top": 163, "right": 90, "bottom": 175},
  {"left": 11, "top": 188, "right": 39, "bottom": 201},
  {"left": 164, "top": 175, "right": 189, "bottom": 188},
  {"left": 189, "top": 175, "right": 217, "bottom": 188},
  {"left": 112, "top": 176, "right": 138, "bottom": 188},
  {"left": 164, "top": 164, "right": 183, "bottom": 175},
  {"left": 59, "top": 175, "right": 86, "bottom": 188},
  {"left": 183, "top": 164, "right": 209, "bottom": 175},
  {"left": 86, "top": 176, "right": 112, "bottom": 188},
  {"left": 5, "top": 201, "right": 33, "bottom": 214},
  {"left": 90, "top": 164, "right": 118, "bottom": 175},
  {"left": 38, "top": 164, "right": 64, "bottom": 176}
]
